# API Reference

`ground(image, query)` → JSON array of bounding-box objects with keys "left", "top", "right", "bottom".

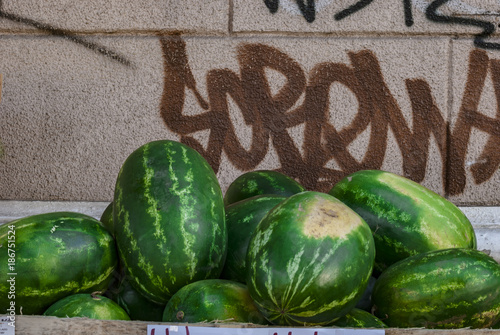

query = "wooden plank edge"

[{"left": 10, "top": 315, "right": 500, "bottom": 335}]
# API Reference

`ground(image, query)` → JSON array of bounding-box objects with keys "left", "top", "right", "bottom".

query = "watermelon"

[
  {"left": 328, "top": 170, "right": 476, "bottom": 273},
  {"left": 331, "top": 308, "right": 387, "bottom": 328},
  {"left": 113, "top": 140, "right": 226, "bottom": 304},
  {"left": 43, "top": 292, "right": 130, "bottom": 320},
  {"left": 372, "top": 248, "right": 500, "bottom": 329},
  {"left": 221, "top": 194, "right": 287, "bottom": 283},
  {"left": 162, "top": 279, "right": 268, "bottom": 325},
  {"left": 246, "top": 191, "right": 375, "bottom": 326},
  {"left": 0, "top": 212, "right": 117, "bottom": 315},
  {"left": 100, "top": 202, "right": 114, "bottom": 236},
  {"left": 224, "top": 170, "right": 306, "bottom": 206},
  {"left": 355, "top": 276, "right": 376, "bottom": 312},
  {"left": 115, "top": 276, "right": 165, "bottom": 321}
]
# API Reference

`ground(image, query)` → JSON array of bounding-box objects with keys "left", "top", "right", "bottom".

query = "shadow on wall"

[{"left": 160, "top": 37, "right": 500, "bottom": 196}]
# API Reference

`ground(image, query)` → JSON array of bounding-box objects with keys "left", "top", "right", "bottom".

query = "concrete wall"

[{"left": 0, "top": 1, "right": 499, "bottom": 206}]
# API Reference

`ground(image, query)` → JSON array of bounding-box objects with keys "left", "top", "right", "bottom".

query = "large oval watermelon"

[
  {"left": 224, "top": 170, "right": 305, "bottom": 206},
  {"left": 0, "top": 212, "right": 117, "bottom": 315},
  {"left": 246, "top": 191, "right": 375, "bottom": 326},
  {"left": 221, "top": 194, "right": 286, "bottom": 283},
  {"left": 113, "top": 140, "right": 227, "bottom": 304},
  {"left": 372, "top": 248, "right": 500, "bottom": 329},
  {"left": 43, "top": 293, "right": 130, "bottom": 320},
  {"left": 162, "top": 279, "right": 268, "bottom": 325},
  {"left": 328, "top": 170, "right": 476, "bottom": 273}
]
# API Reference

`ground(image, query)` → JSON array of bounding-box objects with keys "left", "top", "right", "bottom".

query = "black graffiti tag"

[
  {"left": 0, "top": 0, "right": 130, "bottom": 65},
  {"left": 264, "top": 0, "right": 500, "bottom": 50}
]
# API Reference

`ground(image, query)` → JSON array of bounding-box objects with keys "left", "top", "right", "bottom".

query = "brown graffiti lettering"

[
  {"left": 160, "top": 36, "right": 500, "bottom": 195},
  {"left": 448, "top": 49, "right": 500, "bottom": 195}
]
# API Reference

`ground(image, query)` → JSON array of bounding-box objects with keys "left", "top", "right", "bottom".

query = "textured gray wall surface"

[{"left": 0, "top": 1, "right": 498, "bottom": 205}]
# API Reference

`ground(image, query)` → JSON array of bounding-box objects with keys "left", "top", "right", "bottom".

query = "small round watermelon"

[
  {"left": 246, "top": 191, "right": 375, "bottom": 326},
  {"left": 162, "top": 279, "right": 268, "bottom": 325},
  {"left": 224, "top": 170, "right": 305, "bottom": 206},
  {"left": 43, "top": 293, "right": 130, "bottom": 320}
]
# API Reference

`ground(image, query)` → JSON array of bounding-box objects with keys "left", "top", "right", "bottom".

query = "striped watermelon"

[
  {"left": 329, "top": 170, "right": 476, "bottom": 273},
  {"left": 162, "top": 279, "right": 268, "bottom": 324},
  {"left": 113, "top": 140, "right": 226, "bottom": 304},
  {"left": 224, "top": 170, "right": 306, "bottom": 206},
  {"left": 221, "top": 194, "right": 287, "bottom": 283},
  {"left": 372, "top": 248, "right": 500, "bottom": 329},
  {"left": 0, "top": 212, "right": 117, "bottom": 315},
  {"left": 43, "top": 293, "right": 130, "bottom": 320},
  {"left": 246, "top": 191, "right": 375, "bottom": 326}
]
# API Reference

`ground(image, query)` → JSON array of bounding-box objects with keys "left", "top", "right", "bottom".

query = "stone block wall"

[{"left": 0, "top": 0, "right": 499, "bottom": 205}]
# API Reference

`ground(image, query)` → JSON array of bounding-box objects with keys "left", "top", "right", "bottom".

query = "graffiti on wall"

[
  {"left": 265, "top": 0, "right": 500, "bottom": 50},
  {"left": 0, "top": 1, "right": 130, "bottom": 65},
  {"left": 160, "top": 36, "right": 500, "bottom": 195}
]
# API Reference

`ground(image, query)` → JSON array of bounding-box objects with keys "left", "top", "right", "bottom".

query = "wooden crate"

[{"left": 11, "top": 315, "right": 500, "bottom": 335}]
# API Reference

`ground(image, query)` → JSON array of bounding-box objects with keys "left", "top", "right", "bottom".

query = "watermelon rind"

[
  {"left": 115, "top": 276, "right": 165, "bottom": 321},
  {"left": 113, "top": 140, "right": 227, "bottom": 304},
  {"left": 221, "top": 194, "right": 287, "bottom": 283},
  {"left": 162, "top": 279, "right": 268, "bottom": 325},
  {"left": 0, "top": 212, "right": 117, "bottom": 315},
  {"left": 372, "top": 248, "right": 500, "bottom": 329},
  {"left": 224, "top": 170, "right": 305, "bottom": 206},
  {"left": 43, "top": 293, "right": 130, "bottom": 320},
  {"left": 354, "top": 276, "right": 376, "bottom": 312},
  {"left": 329, "top": 169, "right": 476, "bottom": 272},
  {"left": 100, "top": 202, "right": 114, "bottom": 236},
  {"left": 246, "top": 191, "right": 375, "bottom": 326}
]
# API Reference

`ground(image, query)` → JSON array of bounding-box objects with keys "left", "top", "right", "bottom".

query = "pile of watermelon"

[{"left": 1, "top": 139, "right": 499, "bottom": 329}]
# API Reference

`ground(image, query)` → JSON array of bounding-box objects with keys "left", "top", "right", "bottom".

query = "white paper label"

[
  {"left": 0, "top": 316, "right": 15, "bottom": 335},
  {"left": 146, "top": 325, "right": 385, "bottom": 335}
]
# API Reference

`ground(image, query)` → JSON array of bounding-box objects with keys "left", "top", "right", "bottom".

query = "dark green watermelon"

[
  {"left": 329, "top": 170, "right": 476, "bottom": 273},
  {"left": 115, "top": 276, "right": 165, "bottom": 321},
  {"left": 372, "top": 248, "right": 500, "bottom": 329},
  {"left": 43, "top": 293, "right": 130, "bottom": 320},
  {"left": 113, "top": 140, "right": 226, "bottom": 304},
  {"left": 221, "top": 194, "right": 286, "bottom": 283},
  {"left": 100, "top": 202, "right": 114, "bottom": 236},
  {"left": 246, "top": 191, "right": 375, "bottom": 326},
  {"left": 162, "top": 279, "right": 268, "bottom": 325},
  {"left": 224, "top": 170, "right": 305, "bottom": 206},
  {"left": 0, "top": 212, "right": 117, "bottom": 315},
  {"left": 354, "top": 276, "right": 376, "bottom": 312}
]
